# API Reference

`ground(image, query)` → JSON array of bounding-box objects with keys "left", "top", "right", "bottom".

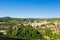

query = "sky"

[{"left": 0, "top": 0, "right": 60, "bottom": 18}]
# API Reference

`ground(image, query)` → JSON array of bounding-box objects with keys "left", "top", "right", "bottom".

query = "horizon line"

[{"left": 0, "top": 16, "right": 60, "bottom": 19}]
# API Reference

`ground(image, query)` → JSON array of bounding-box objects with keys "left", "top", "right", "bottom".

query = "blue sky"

[{"left": 0, "top": 0, "right": 60, "bottom": 18}]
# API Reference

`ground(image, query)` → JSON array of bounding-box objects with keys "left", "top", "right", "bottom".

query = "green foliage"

[
  {"left": 44, "top": 29, "right": 60, "bottom": 40},
  {"left": 6, "top": 25, "right": 14, "bottom": 37},
  {"left": 45, "top": 29, "right": 53, "bottom": 37},
  {"left": 41, "top": 24, "right": 46, "bottom": 27},
  {"left": 6, "top": 24, "right": 44, "bottom": 40}
]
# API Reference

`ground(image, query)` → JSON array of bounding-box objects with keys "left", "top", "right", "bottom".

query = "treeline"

[
  {"left": 0, "top": 17, "right": 60, "bottom": 22},
  {"left": 0, "top": 17, "right": 36, "bottom": 22}
]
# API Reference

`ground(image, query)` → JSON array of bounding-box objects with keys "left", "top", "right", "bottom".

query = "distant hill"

[{"left": 0, "top": 17, "right": 60, "bottom": 22}]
